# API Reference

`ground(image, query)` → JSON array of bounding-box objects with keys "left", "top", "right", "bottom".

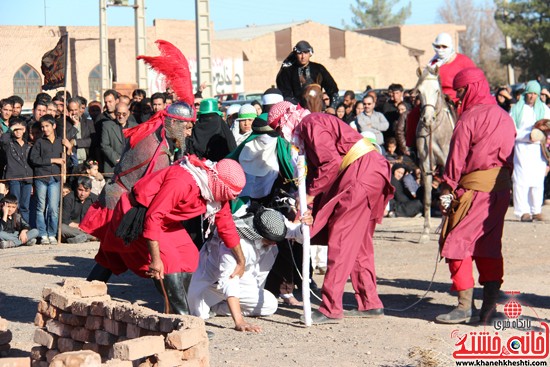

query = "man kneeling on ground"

[{"left": 188, "top": 203, "right": 312, "bottom": 332}]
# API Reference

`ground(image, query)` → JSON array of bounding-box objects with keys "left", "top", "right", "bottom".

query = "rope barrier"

[{"left": 0, "top": 172, "right": 113, "bottom": 184}]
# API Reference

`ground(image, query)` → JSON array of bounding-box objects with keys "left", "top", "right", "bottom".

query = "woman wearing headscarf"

[
  {"left": 268, "top": 101, "right": 394, "bottom": 324},
  {"left": 437, "top": 67, "right": 515, "bottom": 324},
  {"left": 509, "top": 81, "right": 550, "bottom": 222},
  {"left": 95, "top": 155, "right": 247, "bottom": 315}
]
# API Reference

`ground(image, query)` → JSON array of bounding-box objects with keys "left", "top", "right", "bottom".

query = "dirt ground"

[{"left": 0, "top": 205, "right": 549, "bottom": 367}]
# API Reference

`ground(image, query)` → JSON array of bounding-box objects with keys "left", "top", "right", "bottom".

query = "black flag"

[{"left": 41, "top": 34, "right": 68, "bottom": 90}]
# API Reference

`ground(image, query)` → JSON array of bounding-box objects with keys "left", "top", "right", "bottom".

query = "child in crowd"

[
  {"left": 62, "top": 183, "right": 72, "bottom": 198},
  {"left": 0, "top": 194, "right": 39, "bottom": 249},
  {"left": 79, "top": 160, "right": 105, "bottom": 196}
]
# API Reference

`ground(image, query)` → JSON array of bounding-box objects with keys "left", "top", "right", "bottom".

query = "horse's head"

[
  {"left": 300, "top": 83, "right": 324, "bottom": 112},
  {"left": 415, "top": 67, "right": 442, "bottom": 128}
]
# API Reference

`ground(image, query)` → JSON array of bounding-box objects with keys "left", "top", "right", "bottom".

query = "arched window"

[
  {"left": 89, "top": 65, "right": 101, "bottom": 101},
  {"left": 13, "top": 64, "right": 42, "bottom": 102}
]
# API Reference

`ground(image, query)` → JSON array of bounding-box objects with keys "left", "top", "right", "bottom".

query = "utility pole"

[
  {"left": 195, "top": 0, "right": 213, "bottom": 97},
  {"left": 505, "top": 35, "right": 515, "bottom": 85},
  {"left": 135, "top": 0, "right": 147, "bottom": 90},
  {"left": 99, "top": 0, "right": 109, "bottom": 101}
]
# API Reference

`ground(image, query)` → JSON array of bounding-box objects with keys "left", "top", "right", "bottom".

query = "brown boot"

[
  {"left": 436, "top": 288, "right": 479, "bottom": 324},
  {"left": 479, "top": 281, "right": 500, "bottom": 324}
]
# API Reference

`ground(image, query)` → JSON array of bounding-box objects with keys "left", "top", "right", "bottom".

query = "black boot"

[
  {"left": 479, "top": 281, "right": 500, "bottom": 323},
  {"left": 436, "top": 288, "right": 479, "bottom": 324},
  {"left": 86, "top": 263, "right": 113, "bottom": 282},
  {"left": 153, "top": 272, "right": 192, "bottom": 315}
]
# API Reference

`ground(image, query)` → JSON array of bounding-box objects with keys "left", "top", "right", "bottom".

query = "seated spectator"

[
  {"left": 62, "top": 183, "right": 72, "bottom": 198},
  {"left": 403, "top": 166, "right": 422, "bottom": 199},
  {"left": 29, "top": 115, "right": 73, "bottom": 245},
  {"left": 61, "top": 176, "right": 98, "bottom": 244},
  {"left": 389, "top": 164, "right": 423, "bottom": 218},
  {"left": 384, "top": 137, "right": 401, "bottom": 165},
  {"left": 188, "top": 204, "right": 311, "bottom": 332},
  {"left": 0, "top": 194, "right": 39, "bottom": 249},
  {"left": 1, "top": 118, "right": 33, "bottom": 223}
]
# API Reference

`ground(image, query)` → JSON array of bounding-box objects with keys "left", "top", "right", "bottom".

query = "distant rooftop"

[{"left": 215, "top": 21, "right": 308, "bottom": 40}]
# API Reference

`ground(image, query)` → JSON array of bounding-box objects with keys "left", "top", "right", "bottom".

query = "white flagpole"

[{"left": 297, "top": 154, "right": 312, "bottom": 326}]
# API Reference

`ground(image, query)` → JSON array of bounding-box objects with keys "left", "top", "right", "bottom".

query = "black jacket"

[
  {"left": 0, "top": 212, "right": 31, "bottom": 233},
  {"left": 29, "top": 136, "right": 64, "bottom": 183},
  {"left": 62, "top": 191, "right": 98, "bottom": 225},
  {"left": 276, "top": 61, "right": 338, "bottom": 104},
  {"left": 0, "top": 134, "right": 33, "bottom": 183}
]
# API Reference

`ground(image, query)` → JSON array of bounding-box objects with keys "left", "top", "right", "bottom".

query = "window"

[
  {"left": 13, "top": 64, "right": 42, "bottom": 102},
  {"left": 89, "top": 65, "right": 101, "bottom": 101}
]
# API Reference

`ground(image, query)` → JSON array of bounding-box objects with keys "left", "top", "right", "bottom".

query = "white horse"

[{"left": 414, "top": 67, "right": 456, "bottom": 243}]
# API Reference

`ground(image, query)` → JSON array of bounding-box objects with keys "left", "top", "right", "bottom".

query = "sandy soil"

[{"left": 0, "top": 205, "right": 548, "bottom": 367}]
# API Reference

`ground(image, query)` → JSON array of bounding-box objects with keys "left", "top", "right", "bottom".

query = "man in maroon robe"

[
  {"left": 436, "top": 67, "right": 515, "bottom": 324},
  {"left": 268, "top": 102, "right": 394, "bottom": 324}
]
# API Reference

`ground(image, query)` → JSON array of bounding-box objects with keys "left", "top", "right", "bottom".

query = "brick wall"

[{"left": 23, "top": 279, "right": 209, "bottom": 367}]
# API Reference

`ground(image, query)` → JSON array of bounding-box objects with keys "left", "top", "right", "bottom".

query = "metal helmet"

[{"left": 164, "top": 101, "right": 195, "bottom": 150}]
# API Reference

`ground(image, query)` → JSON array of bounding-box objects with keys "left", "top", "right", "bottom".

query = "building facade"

[{"left": 0, "top": 20, "right": 465, "bottom": 108}]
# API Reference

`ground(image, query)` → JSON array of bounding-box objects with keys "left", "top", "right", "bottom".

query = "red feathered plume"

[{"left": 137, "top": 40, "right": 194, "bottom": 106}]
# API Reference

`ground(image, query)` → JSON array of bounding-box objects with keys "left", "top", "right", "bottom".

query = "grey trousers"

[
  {"left": 61, "top": 224, "right": 95, "bottom": 242},
  {"left": 0, "top": 229, "right": 40, "bottom": 247}
]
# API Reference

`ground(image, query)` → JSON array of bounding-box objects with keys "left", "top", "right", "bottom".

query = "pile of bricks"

[
  {"left": 0, "top": 317, "right": 11, "bottom": 357},
  {"left": 29, "top": 279, "right": 209, "bottom": 367}
]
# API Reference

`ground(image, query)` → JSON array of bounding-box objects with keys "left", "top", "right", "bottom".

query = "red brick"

[
  {"left": 50, "top": 350, "right": 101, "bottom": 367},
  {"left": 137, "top": 315, "right": 159, "bottom": 331},
  {"left": 45, "top": 319, "right": 73, "bottom": 338},
  {"left": 112, "top": 335, "right": 165, "bottom": 361},
  {"left": 103, "top": 318, "right": 126, "bottom": 336},
  {"left": 30, "top": 346, "right": 47, "bottom": 361},
  {"left": 71, "top": 327, "right": 95, "bottom": 343},
  {"left": 95, "top": 330, "right": 118, "bottom": 346},
  {"left": 0, "top": 357, "right": 31, "bottom": 367},
  {"left": 45, "top": 349, "right": 59, "bottom": 363},
  {"left": 34, "top": 313, "right": 48, "bottom": 328},
  {"left": 85, "top": 316, "right": 103, "bottom": 331},
  {"left": 90, "top": 301, "right": 107, "bottom": 317},
  {"left": 181, "top": 340, "right": 209, "bottom": 361},
  {"left": 57, "top": 337, "right": 84, "bottom": 353},
  {"left": 44, "top": 305, "right": 61, "bottom": 320},
  {"left": 155, "top": 350, "right": 183, "bottom": 367},
  {"left": 49, "top": 291, "right": 78, "bottom": 311},
  {"left": 71, "top": 301, "right": 91, "bottom": 317},
  {"left": 58, "top": 313, "right": 86, "bottom": 327},
  {"left": 165, "top": 325, "right": 206, "bottom": 351},
  {"left": 0, "top": 317, "right": 8, "bottom": 332},
  {"left": 125, "top": 323, "right": 142, "bottom": 339},
  {"left": 36, "top": 301, "right": 48, "bottom": 314},
  {"left": 0, "top": 330, "right": 13, "bottom": 345},
  {"left": 33, "top": 329, "right": 57, "bottom": 349},
  {"left": 41, "top": 286, "right": 53, "bottom": 301},
  {"left": 72, "top": 281, "right": 108, "bottom": 298}
]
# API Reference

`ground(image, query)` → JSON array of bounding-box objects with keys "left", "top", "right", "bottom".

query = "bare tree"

[{"left": 438, "top": 0, "right": 508, "bottom": 86}]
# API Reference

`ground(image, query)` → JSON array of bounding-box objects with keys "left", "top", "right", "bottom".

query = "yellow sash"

[{"left": 339, "top": 138, "right": 376, "bottom": 172}]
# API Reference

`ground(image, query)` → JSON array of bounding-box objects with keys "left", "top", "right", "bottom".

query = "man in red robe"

[
  {"left": 268, "top": 102, "right": 394, "bottom": 324},
  {"left": 96, "top": 156, "right": 247, "bottom": 315},
  {"left": 436, "top": 67, "right": 516, "bottom": 324}
]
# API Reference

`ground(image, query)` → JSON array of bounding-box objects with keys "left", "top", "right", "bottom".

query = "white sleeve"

[{"left": 284, "top": 218, "right": 304, "bottom": 244}]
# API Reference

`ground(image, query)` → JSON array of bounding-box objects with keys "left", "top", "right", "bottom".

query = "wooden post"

[{"left": 57, "top": 33, "right": 70, "bottom": 245}]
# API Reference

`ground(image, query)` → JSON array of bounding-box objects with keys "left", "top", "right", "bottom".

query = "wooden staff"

[
  {"left": 57, "top": 33, "right": 70, "bottom": 244},
  {"left": 297, "top": 155, "right": 312, "bottom": 326}
]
